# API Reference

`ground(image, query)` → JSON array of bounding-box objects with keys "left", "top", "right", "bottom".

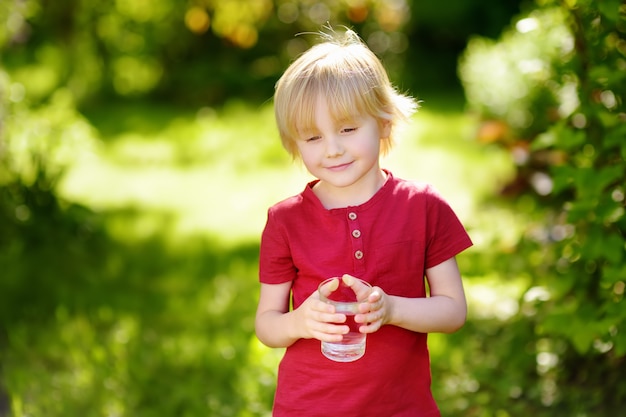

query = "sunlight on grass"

[
  {"left": 60, "top": 99, "right": 515, "bottom": 247},
  {"left": 383, "top": 109, "right": 515, "bottom": 222}
]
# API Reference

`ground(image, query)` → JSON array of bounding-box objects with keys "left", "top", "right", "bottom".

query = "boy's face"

[{"left": 295, "top": 95, "right": 391, "bottom": 202}]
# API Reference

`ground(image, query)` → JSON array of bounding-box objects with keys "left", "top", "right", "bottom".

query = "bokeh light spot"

[{"left": 185, "top": 7, "right": 211, "bottom": 34}]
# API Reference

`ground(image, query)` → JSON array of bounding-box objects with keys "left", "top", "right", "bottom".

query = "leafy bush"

[
  {"left": 0, "top": 65, "right": 99, "bottom": 247},
  {"left": 459, "top": 0, "right": 626, "bottom": 415},
  {"left": 459, "top": 7, "right": 570, "bottom": 138}
]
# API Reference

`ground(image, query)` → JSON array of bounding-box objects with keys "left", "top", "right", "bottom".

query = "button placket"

[{"left": 347, "top": 211, "right": 365, "bottom": 274}]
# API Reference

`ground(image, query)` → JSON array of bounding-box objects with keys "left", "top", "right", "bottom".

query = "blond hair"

[{"left": 274, "top": 27, "right": 418, "bottom": 159}]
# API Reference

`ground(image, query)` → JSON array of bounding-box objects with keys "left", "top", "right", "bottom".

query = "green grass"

[
  {"left": 64, "top": 98, "right": 514, "bottom": 244},
  {"left": 2, "top": 96, "right": 526, "bottom": 416}
]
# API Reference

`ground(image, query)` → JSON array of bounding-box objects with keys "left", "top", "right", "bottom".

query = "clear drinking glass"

[{"left": 318, "top": 277, "right": 372, "bottom": 362}]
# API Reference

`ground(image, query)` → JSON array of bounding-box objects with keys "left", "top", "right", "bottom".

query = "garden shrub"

[{"left": 459, "top": 0, "right": 626, "bottom": 414}]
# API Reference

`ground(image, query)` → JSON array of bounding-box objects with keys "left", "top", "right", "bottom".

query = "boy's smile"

[{"left": 325, "top": 161, "right": 353, "bottom": 171}]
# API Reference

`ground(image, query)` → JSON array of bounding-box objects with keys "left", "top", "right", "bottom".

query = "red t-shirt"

[{"left": 259, "top": 170, "right": 473, "bottom": 417}]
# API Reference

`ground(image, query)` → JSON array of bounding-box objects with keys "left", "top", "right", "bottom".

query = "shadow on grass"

[
  {"left": 80, "top": 100, "right": 201, "bottom": 140},
  {"left": 0, "top": 185, "right": 272, "bottom": 416}
]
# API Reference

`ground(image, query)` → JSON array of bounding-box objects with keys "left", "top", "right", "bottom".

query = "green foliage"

[
  {"left": 459, "top": 0, "right": 626, "bottom": 415},
  {"left": 0, "top": 88, "right": 518, "bottom": 416},
  {"left": 13, "top": 0, "right": 624, "bottom": 416},
  {"left": 1, "top": 0, "right": 523, "bottom": 108},
  {"left": 0, "top": 91, "right": 281, "bottom": 416},
  {"left": 0, "top": 61, "right": 99, "bottom": 255},
  {"left": 1, "top": 0, "right": 418, "bottom": 106},
  {"left": 1, "top": 225, "right": 265, "bottom": 416},
  {"left": 459, "top": 7, "right": 570, "bottom": 138}
]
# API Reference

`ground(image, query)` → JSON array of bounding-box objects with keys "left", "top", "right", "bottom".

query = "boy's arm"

[
  {"left": 388, "top": 257, "right": 467, "bottom": 333},
  {"left": 255, "top": 281, "right": 351, "bottom": 348},
  {"left": 255, "top": 282, "right": 299, "bottom": 348},
  {"left": 355, "top": 257, "right": 467, "bottom": 334}
]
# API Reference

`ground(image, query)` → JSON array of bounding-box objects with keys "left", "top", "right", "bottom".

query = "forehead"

[
  {"left": 277, "top": 42, "right": 386, "bottom": 142},
  {"left": 295, "top": 94, "right": 362, "bottom": 132}
]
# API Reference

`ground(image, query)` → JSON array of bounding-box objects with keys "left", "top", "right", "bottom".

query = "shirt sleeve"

[
  {"left": 259, "top": 207, "right": 297, "bottom": 284},
  {"left": 423, "top": 185, "right": 473, "bottom": 269}
]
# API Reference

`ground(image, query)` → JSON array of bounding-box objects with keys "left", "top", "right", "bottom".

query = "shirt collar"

[{"left": 302, "top": 169, "right": 395, "bottom": 214}]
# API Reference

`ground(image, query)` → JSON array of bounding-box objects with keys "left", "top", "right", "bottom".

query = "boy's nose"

[{"left": 325, "top": 136, "right": 344, "bottom": 157}]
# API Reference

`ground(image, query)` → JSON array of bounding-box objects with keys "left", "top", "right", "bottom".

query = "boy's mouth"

[{"left": 325, "top": 162, "right": 353, "bottom": 171}]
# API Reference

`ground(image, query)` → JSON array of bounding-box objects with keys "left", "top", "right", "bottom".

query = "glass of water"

[{"left": 318, "top": 277, "right": 372, "bottom": 362}]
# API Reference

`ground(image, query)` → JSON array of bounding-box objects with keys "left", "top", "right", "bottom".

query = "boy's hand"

[
  {"left": 342, "top": 274, "right": 390, "bottom": 334},
  {"left": 294, "top": 278, "right": 350, "bottom": 342}
]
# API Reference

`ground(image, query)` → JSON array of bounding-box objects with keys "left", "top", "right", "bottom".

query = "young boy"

[{"left": 255, "top": 27, "right": 472, "bottom": 416}]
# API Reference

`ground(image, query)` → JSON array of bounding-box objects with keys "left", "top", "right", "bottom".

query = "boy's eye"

[
  {"left": 305, "top": 135, "right": 321, "bottom": 142},
  {"left": 342, "top": 127, "right": 358, "bottom": 133}
]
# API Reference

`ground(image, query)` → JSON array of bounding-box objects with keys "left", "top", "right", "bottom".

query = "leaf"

[
  {"left": 532, "top": 130, "right": 557, "bottom": 151},
  {"left": 602, "top": 264, "right": 626, "bottom": 285},
  {"left": 559, "top": 129, "right": 587, "bottom": 150},
  {"left": 551, "top": 165, "right": 576, "bottom": 195},
  {"left": 569, "top": 165, "right": 623, "bottom": 201},
  {"left": 595, "top": 165, "right": 624, "bottom": 191},
  {"left": 598, "top": 0, "right": 620, "bottom": 22},
  {"left": 571, "top": 326, "right": 595, "bottom": 354},
  {"left": 603, "top": 123, "right": 626, "bottom": 150},
  {"left": 541, "top": 308, "right": 598, "bottom": 354},
  {"left": 603, "top": 233, "right": 626, "bottom": 264},
  {"left": 534, "top": 123, "right": 586, "bottom": 152},
  {"left": 585, "top": 227, "right": 625, "bottom": 264}
]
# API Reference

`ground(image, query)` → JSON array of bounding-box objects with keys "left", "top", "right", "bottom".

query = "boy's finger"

[
  {"left": 368, "top": 289, "right": 381, "bottom": 302},
  {"left": 342, "top": 274, "right": 372, "bottom": 300},
  {"left": 318, "top": 277, "right": 340, "bottom": 298}
]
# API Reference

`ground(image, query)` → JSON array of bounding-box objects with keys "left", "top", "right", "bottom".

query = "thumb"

[
  {"left": 318, "top": 277, "right": 340, "bottom": 299},
  {"left": 342, "top": 274, "right": 372, "bottom": 301}
]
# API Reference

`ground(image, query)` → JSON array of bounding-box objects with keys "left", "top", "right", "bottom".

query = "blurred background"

[{"left": 0, "top": 0, "right": 624, "bottom": 416}]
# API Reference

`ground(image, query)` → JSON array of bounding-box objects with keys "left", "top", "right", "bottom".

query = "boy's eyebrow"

[
  {"left": 336, "top": 114, "right": 361, "bottom": 124},
  {"left": 296, "top": 126, "right": 318, "bottom": 136},
  {"left": 296, "top": 115, "right": 362, "bottom": 133}
]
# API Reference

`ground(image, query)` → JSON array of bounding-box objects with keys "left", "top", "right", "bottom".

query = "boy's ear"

[{"left": 380, "top": 118, "right": 392, "bottom": 139}]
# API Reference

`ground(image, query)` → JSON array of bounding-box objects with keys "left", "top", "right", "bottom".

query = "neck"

[{"left": 314, "top": 169, "right": 387, "bottom": 209}]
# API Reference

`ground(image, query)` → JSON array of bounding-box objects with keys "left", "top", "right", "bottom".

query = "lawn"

[
  {"left": 62, "top": 96, "right": 515, "bottom": 245},
  {"left": 3, "top": 95, "right": 523, "bottom": 416}
]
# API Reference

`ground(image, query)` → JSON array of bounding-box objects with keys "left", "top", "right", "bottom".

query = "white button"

[
  {"left": 352, "top": 230, "right": 361, "bottom": 238},
  {"left": 348, "top": 212, "right": 357, "bottom": 220},
  {"left": 354, "top": 250, "right": 363, "bottom": 260}
]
